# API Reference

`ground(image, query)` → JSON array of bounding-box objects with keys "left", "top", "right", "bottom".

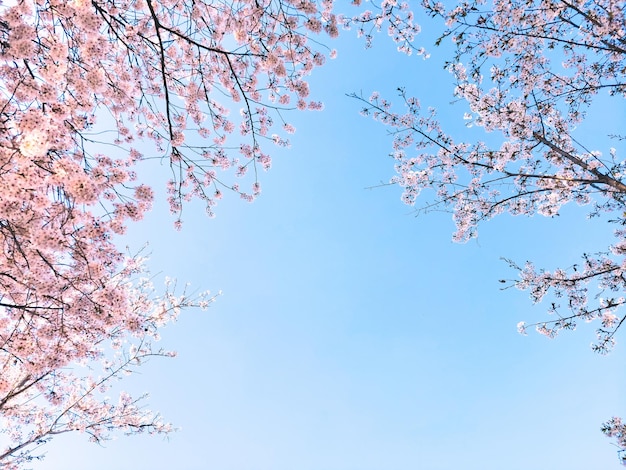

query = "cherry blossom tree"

[
  {"left": 0, "top": 0, "right": 425, "bottom": 466},
  {"left": 354, "top": 0, "right": 626, "bottom": 456}
]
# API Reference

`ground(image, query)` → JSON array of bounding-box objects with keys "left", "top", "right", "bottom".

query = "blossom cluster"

[
  {"left": 355, "top": 0, "right": 626, "bottom": 453},
  {"left": 0, "top": 0, "right": 424, "bottom": 465},
  {"left": 356, "top": 0, "right": 626, "bottom": 348}
]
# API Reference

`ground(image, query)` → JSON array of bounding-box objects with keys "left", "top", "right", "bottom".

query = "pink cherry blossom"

[
  {"left": 354, "top": 0, "right": 626, "bottom": 455},
  {"left": 357, "top": 0, "right": 626, "bottom": 351},
  {"left": 0, "top": 0, "right": 421, "bottom": 466}
]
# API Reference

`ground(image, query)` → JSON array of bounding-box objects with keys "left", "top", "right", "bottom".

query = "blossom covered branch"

[
  {"left": 356, "top": 0, "right": 626, "bottom": 351},
  {"left": 356, "top": 0, "right": 626, "bottom": 456},
  {"left": 0, "top": 0, "right": 422, "bottom": 466}
]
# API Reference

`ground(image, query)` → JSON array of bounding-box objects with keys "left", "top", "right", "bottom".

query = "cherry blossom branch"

[{"left": 532, "top": 132, "right": 626, "bottom": 193}]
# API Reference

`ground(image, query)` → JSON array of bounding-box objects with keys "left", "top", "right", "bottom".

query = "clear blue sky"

[{"left": 37, "top": 12, "right": 626, "bottom": 470}]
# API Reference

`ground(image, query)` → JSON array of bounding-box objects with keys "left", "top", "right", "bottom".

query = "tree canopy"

[{"left": 357, "top": 0, "right": 626, "bottom": 352}]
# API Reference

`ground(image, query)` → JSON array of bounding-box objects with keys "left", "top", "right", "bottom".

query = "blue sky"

[{"left": 36, "top": 10, "right": 626, "bottom": 470}]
